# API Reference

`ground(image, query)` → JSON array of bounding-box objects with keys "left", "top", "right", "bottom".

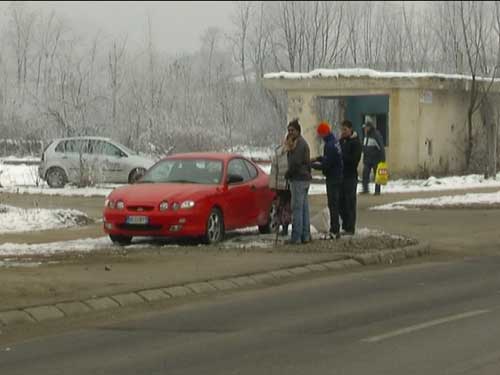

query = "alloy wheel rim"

[
  {"left": 49, "top": 171, "right": 63, "bottom": 187},
  {"left": 207, "top": 212, "right": 221, "bottom": 242}
]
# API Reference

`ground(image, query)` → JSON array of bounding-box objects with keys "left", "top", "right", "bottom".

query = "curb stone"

[
  {"left": 229, "top": 276, "right": 258, "bottom": 287},
  {"left": 55, "top": 302, "right": 91, "bottom": 317},
  {"left": 24, "top": 306, "right": 65, "bottom": 322},
  {"left": 110, "top": 293, "right": 145, "bottom": 307},
  {"left": 84, "top": 297, "right": 120, "bottom": 311},
  {"left": 249, "top": 273, "right": 277, "bottom": 284},
  {"left": 351, "top": 253, "right": 380, "bottom": 265},
  {"left": 208, "top": 279, "right": 239, "bottom": 291},
  {"left": 0, "top": 243, "right": 431, "bottom": 327},
  {"left": 185, "top": 282, "right": 218, "bottom": 294},
  {"left": 163, "top": 286, "right": 193, "bottom": 298},
  {"left": 306, "top": 264, "right": 329, "bottom": 272},
  {"left": 138, "top": 289, "right": 171, "bottom": 302},
  {"left": 288, "top": 266, "right": 312, "bottom": 275},
  {"left": 0, "top": 310, "right": 35, "bottom": 326},
  {"left": 270, "top": 269, "right": 294, "bottom": 279}
]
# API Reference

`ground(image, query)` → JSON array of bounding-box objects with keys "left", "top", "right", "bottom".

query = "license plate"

[{"left": 126, "top": 216, "right": 148, "bottom": 225}]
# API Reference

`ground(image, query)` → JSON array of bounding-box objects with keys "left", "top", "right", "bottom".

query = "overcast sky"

[{"left": 7, "top": 1, "right": 236, "bottom": 54}]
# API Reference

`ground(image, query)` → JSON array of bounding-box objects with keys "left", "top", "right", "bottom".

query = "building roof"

[{"left": 263, "top": 68, "right": 500, "bottom": 92}]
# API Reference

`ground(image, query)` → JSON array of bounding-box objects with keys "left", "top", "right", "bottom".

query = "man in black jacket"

[{"left": 339, "top": 120, "right": 362, "bottom": 235}]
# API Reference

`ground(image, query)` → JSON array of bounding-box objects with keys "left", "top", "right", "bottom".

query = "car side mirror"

[{"left": 227, "top": 174, "right": 244, "bottom": 184}]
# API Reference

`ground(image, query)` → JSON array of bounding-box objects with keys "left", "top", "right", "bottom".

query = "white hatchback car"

[{"left": 39, "top": 136, "right": 155, "bottom": 188}]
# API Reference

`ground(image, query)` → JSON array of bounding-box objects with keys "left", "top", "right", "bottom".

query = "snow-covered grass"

[
  {"left": 372, "top": 191, "right": 500, "bottom": 211},
  {"left": 0, "top": 204, "right": 92, "bottom": 233}
]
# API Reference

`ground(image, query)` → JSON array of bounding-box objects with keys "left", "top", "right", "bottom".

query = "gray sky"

[{"left": 26, "top": 1, "right": 236, "bottom": 53}]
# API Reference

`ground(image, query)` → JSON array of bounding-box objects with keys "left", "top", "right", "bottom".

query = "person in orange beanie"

[{"left": 311, "top": 121, "right": 343, "bottom": 239}]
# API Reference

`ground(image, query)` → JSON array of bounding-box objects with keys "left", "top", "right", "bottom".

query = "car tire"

[
  {"left": 128, "top": 168, "right": 146, "bottom": 183},
  {"left": 46, "top": 167, "right": 68, "bottom": 188},
  {"left": 204, "top": 208, "right": 224, "bottom": 244},
  {"left": 258, "top": 199, "right": 279, "bottom": 234},
  {"left": 109, "top": 235, "right": 132, "bottom": 246}
]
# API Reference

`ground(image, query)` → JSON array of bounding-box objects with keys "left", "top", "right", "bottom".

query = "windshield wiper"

[{"left": 167, "top": 179, "right": 200, "bottom": 184}]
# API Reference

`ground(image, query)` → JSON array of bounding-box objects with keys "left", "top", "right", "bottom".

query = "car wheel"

[
  {"left": 258, "top": 199, "right": 279, "bottom": 234},
  {"left": 128, "top": 168, "right": 146, "bottom": 183},
  {"left": 204, "top": 208, "right": 224, "bottom": 244},
  {"left": 46, "top": 167, "right": 67, "bottom": 188},
  {"left": 109, "top": 235, "right": 132, "bottom": 246}
]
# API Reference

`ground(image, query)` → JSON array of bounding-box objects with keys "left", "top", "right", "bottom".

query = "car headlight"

[
  {"left": 116, "top": 200, "right": 125, "bottom": 210},
  {"left": 180, "top": 200, "right": 195, "bottom": 209},
  {"left": 159, "top": 201, "right": 169, "bottom": 211}
]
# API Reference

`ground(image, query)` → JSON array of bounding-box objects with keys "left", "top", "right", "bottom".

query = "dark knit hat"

[{"left": 287, "top": 119, "right": 301, "bottom": 133}]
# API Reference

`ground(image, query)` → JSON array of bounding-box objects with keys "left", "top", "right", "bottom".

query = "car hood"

[{"left": 109, "top": 183, "right": 220, "bottom": 204}]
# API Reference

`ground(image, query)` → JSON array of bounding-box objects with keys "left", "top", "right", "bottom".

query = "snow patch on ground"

[
  {"left": 372, "top": 191, "right": 500, "bottom": 210},
  {"left": 0, "top": 204, "right": 92, "bottom": 234}
]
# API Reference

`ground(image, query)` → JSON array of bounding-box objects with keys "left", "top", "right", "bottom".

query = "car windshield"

[
  {"left": 139, "top": 158, "right": 223, "bottom": 185},
  {"left": 114, "top": 142, "right": 137, "bottom": 156}
]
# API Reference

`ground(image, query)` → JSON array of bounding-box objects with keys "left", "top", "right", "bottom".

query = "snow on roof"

[{"left": 263, "top": 68, "right": 499, "bottom": 83}]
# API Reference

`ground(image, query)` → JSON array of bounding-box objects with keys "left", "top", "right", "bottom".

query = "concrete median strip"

[{"left": 0, "top": 242, "right": 430, "bottom": 328}]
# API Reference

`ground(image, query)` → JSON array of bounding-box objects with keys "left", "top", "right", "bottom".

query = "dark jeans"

[
  {"left": 326, "top": 178, "right": 341, "bottom": 235},
  {"left": 362, "top": 162, "right": 381, "bottom": 194},
  {"left": 339, "top": 177, "right": 358, "bottom": 233}
]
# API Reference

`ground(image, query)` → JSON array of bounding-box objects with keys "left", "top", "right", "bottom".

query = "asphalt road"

[{"left": 1, "top": 256, "right": 500, "bottom": 375}]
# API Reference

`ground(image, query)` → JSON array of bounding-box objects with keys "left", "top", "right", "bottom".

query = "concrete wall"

[{"left": 390, "top": 88, "right": 469, "bottom": 177}]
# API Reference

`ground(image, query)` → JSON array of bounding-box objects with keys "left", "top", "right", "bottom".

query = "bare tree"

[
  {"left": 230, "top": 1, "right": 252, "bottom": 84},
  {"left": 8, "top": 3, "right": 37, "bottom": 101},
  {"left": 108, "top": 37, "right": 127, "bottom": 128},
  {"left": 457, "top": 1, "right": 496, "bottom": 171}
]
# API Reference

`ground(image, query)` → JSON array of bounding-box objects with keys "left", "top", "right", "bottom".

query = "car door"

[
  {"left": 91, "top": 140, "right": 128, "bottom": 183},
  {"left": 224, "top": 158, "right": 254, "bottom": 228},
  {"left": 243, "top": 159, "right": 267, "bottom": 224},
  {"left": 56, "top": 139, "right": 89, "bottom": 184}
]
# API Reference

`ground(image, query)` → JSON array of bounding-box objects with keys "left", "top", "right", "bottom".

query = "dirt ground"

[{"left": 1, "top": 186, "right": 499, "bottom": 311}]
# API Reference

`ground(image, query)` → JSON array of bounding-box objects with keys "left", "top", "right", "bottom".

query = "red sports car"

[{"left": 103, "top": 152, "right": 277, "bottom": 245}]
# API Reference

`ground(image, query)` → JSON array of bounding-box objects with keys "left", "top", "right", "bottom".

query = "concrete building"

[{"left": 263, "top": 68, "right": 500, "bottom": 177}]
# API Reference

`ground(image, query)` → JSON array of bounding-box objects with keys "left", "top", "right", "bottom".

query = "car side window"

[
  {"left": 104, "top": 142, "right": 124, "bottom": 157},
  {"left": 54, "top": 140, "right": 87, "bottom": 154},
  {"left": 90, "top": 140, "right": 123, "bottom": 157},
  {"left": 228, "top": 159, "right": 251, "bottom": 182},
  {"left": 243, "top": 160, "right": 258, "bottom": 180},
  {"left": 54, "top": 140, "right": 65, "bottom": 153},
  {"left": 65, "top": 140, "right": 79, "bottom": 153}
]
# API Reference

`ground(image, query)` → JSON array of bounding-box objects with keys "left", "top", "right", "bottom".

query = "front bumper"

[{"left": 103, "top": 209, "right": 206, "bottom": 238}]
